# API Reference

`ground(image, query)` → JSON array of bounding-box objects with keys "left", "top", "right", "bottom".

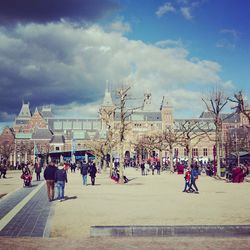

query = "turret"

[
  {"left": 161, "top": 96, "right": 174, "bottom": 130},
  {"left": 13, "top": 101, "right": 32, "bottom": 132},
  {"left": 99, "top": 84, "right": 115, "bottom": 130}
]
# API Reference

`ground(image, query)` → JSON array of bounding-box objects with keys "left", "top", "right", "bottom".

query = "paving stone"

[{"left": 0, "top": 183, "right": 53, "bottom": 237}]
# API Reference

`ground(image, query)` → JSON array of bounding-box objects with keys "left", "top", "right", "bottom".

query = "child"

[{"left": 183, "top": 167, "right": 191, "bottom": 192}]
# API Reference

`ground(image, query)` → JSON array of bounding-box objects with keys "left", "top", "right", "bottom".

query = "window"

[
  {"left": 192, "top": 148, "right": 198, "bottom": 157},
  {"left": 56, "top": 146, "right": 60, "bottom": 151},
  {"left": 184, "top": 148, "right": 188, "bottom": 156},
  {"left": 174, "top": 148, "right": 179, "bottom": 157},
  {"left": 73, "top": 121, "right": 82, "bottom": 129},
  {"left": 63, "top": 121, "right": 72, "bottom": 129},
  {"left": 203, "top": 148, "right": 208, "bottom": 157}
]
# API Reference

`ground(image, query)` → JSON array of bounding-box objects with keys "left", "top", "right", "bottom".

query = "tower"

[
  {"left": 99, "top": 85, "right": 115, "bottom": 130},
  {"left": 14, "top": 101, "right": 32, "bottom": 132},
  {"left": 161, "top": 96, "right": 174, "bottom": 130}
]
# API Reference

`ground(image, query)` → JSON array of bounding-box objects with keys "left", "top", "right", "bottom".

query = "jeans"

[
  {"left": 189, "top": 179, "right": 198, "bottom": 192},
  {"left": 56, "top": 181, "right": 65, "bottom": 200},
  {"left": 183, "top": 181, "right": 190, "bottom": 191},
  {"left": 82, "top": 174, "right": 87, "bottom": 185}
]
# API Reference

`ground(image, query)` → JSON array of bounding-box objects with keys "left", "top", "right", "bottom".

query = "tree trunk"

[
  {"left": 187, "top": 141, "right": 192, "bottom": 167},
  {"left": 169, "top": 147, "right": 174, "bottom": 173},
  {"left": 216, "top": 128, "right": 221, "bottom": 177},
  {"left": 119, "top": 142, "right": 124, "bottom": 183},
  {"left": 159, "top": 149, "right": 163, "bottom": 171}
]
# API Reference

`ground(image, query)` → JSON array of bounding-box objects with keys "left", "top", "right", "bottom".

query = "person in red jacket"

[{"left": 183, "top": 167, "right": 191, "bottom": 192}]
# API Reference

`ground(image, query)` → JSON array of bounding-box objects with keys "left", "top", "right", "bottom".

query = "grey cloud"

[
  {"left": 0, "top": 24, "right": 106, "bottom": 119},
  {"left": 0, "top": 22, "right": 225, "bottom": 124},
  {"left": 0, "top": 0, "right": 119, "bottom": 24}
]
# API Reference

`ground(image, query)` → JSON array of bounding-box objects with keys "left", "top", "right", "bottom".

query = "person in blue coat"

[{"left": 189, "top": 164, "right": 199, "bottom": 193}]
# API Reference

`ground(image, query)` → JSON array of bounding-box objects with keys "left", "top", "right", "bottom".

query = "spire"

[
  {"left": 142, "top": 90, "right": 152, "bottom": 111},
  {"left": 18, "top": 101, "right": 31, "bottom": 118},
  {"left": 102, "top": 82, "right": 114, "bottom": 107},
  {"left": 161, "top": 96, "right": 172, "bottom": 109}
]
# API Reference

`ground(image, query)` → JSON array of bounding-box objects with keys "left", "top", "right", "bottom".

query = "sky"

[{"left": 0, "top": 0, "right": 249, "bottom": 131}]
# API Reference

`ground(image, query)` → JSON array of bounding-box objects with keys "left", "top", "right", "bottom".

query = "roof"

[
  {"left": 50, "top": 135, "right": 65, "bottom": 144},
  {"left": 199, "top": 111, "right": 240, "bottom": 123},
  {"left": 115, "top": 111, "right": 162, "bottom": 121},
  {"left": 32, "top": 128, "right": 53, "bottom": 140},
  {"left": 41, "top": 111, "right": 54, "bottom": 118},
  {"left": 15, "top": 133, "right": 32, "bottom": 139}
]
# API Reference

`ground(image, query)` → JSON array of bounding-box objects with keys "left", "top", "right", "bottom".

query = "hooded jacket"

[{"left": 55, "top": 166, "right": 68, "bottom": 183}]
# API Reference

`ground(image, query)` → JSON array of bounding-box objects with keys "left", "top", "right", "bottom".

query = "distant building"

[{"left": 0, "top": 87, "right": 249, "bottom": 166}]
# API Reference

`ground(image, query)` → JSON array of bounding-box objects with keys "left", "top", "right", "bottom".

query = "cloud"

[
  {"left": 156, "top": 2, "right": 176, "bottom": 17},
  {"left": 216, "top": 39, "right": 235, "bottom": 49},
  {"left": 155, "top": 39, "right": 184, "bottom": 48},
  {"left": 0, "top": 0, "right": 119, "bottom": 24},
  {"left": 0, "top": 22, "right": 227, "bottom": 123},
  {"left": 156, "top": 0, "right": 206, "bottom": 20},
  {"left": 0, "top": 112, "right": 16, "bottom": 122},
  {"left": 216, "top": 29, "right": 239, "bottom": 50},
  {"left": 220, "top": 29, "right": 239, "bottom": 39},
  {"left": 180, "top": 7, "right": 192, "bottom": 20},
  {"left": 109, "top": 20, "right": 131, "bottom": 34}
]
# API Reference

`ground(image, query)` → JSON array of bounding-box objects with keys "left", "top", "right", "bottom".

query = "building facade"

[{"left": 1, "top": 87, "right": 249, "bottom": 166}]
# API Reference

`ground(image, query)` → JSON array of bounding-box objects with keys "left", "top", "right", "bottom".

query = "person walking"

[
  {"left": 88, "top": 161, "right": 97, "bottom": 185},
  {"left": 55, "top": 163, "right": 68, "bottom": 201},
  {"left": 44, "top": 161, "right": 57, "bottom": 202},
  {"left": 156, "top": 161, "right": 161, "bottom": 175},
  {"left": 189, "top": 165, "right": 199, "bottom": 193},
  {"left": 0, "top": 163, "right": 7, "bottom": 179},
  {"left": 140, "top": 161, "right": 145, "bottom": 176},
  {"left": 80, "top": 160, "right": 88, "bottom": 186},
  {"left": 183, "top": 167, "right": 191, "bottom": 192},
  {"left": 145, "top": 161, "right": 150, "bottom": 175},
  {"left": 34, "top": 162, "right": 42, "bottom": 181}
]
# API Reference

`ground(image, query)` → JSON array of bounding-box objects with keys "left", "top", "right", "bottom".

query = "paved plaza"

[{"left": 0, "top": 168, "right": 250, "bottom": 249}]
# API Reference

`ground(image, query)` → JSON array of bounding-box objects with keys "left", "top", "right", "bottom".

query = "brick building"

[{"left": 0, "top": 88, "right": 249, "bottom": 166}]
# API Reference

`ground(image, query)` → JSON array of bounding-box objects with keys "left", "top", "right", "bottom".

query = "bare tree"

[
  {"left": 229, "top": 90, "right": 250, "bottom": 126},
  {"left": 202, "top": 89, "right": 228, "bottom": 177},
  {"left": 175, "top": 119, "right": 214, "bottom": 167},
  {"left": 16, "top": 140, "right": 33, "bottom": 163},
  {"left": 35, "top": 142, "right": 51, "bottom": 163},
  {"left": 116, "top": 85, "right": 139, "bottom": 181},
  {"left": 99, "top": 107, "right": 118, "bottom": 175},
  {"left": 133, "top": 134, "right": 159, "bottom": 163},
  {"left": 156, "top": 125, "right": 182, "bottom": 172},
  {"left": 0, "top": 142, "right": 14, "bottom": 164}
]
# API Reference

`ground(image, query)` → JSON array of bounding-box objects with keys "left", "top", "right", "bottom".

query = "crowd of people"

[
  {"left": 43, "top": 160, "right": 97, "bottom": 202},
  {"left": 140, "top": 160, "right": 161, "bottom": 176},
  {"left": 1, "top": 156, "right": 249, "bottom": 201}
]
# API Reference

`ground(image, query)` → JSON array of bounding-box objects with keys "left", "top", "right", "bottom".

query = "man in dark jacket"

[
  {"left": 55, "top": 163, "right": 68, "bottom": 201},
  {"left": 44, "top": 161, "right": 57, "bottom": 201},
  {"left": 88, "top": 161, "right": 97, "bottom": 185},
  {"left": 80, "top": 160, "right": 88, "bottom": 186}
]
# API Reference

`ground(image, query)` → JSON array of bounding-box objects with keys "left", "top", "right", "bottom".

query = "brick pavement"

[{"left": 0, "top": 180, "right": 53, "bottom": 237}]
